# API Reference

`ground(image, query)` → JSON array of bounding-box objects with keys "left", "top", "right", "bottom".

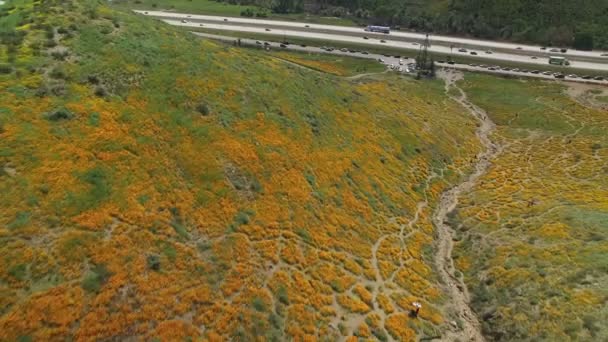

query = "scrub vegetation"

[{"left": 0, "top": 0, "right": 483, "bottom": 340}]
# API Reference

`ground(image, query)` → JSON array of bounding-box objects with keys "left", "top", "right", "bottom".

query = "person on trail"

[{"left": 412, "top": 301, "right": 422, "bottom": 318}]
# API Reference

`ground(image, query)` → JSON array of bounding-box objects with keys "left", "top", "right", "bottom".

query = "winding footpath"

[{"left": 433, "top": 70, "right": 502, "bottom": 342}]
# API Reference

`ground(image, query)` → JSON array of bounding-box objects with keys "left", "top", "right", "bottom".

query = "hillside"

[
  {"left": 451, "top": 76, "right": 608, "bottom": 341},
  {"left": 0, "top": 0, "right": 484, "bottom": 340}
]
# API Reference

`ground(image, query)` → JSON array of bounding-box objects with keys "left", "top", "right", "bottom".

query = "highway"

[
  {"left": 137, "top": 10, "right": 608, "bottom": 64},
  {"left": 192, "top": 32, "right": 608, "bottom": 87}
]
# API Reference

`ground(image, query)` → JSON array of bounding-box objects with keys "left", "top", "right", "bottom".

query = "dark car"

[
  {"left": 447, "top": 61, "right": 455, "bottom": 65},
  {"left": 256, "top": 41, "right": 262, "bottom": 45},
  {"left": 393, "top": 55, "right": 401, "bottom": 58},
  {"left": 554, "top": 74, "right": 565, "bottom": 79},
  {"left": 280, "top": 44, "right": 287, "bottom": 48},
  {"left": 263, "top": 42, "right": 270, "bottom": 46},
  {"left": 531, "top": 70, "right": 540, "bottom": 74},
  {"left": 470, "top": 51, "right": 478, "bottom": 55},
  {"left": 300, "top": 44, "right": 307, "bottom": 47},
  {"left": 380, "top": 40, "right": 386, "bottom": 43},
  {"left": 265, "top": 28, "right": 271, "bottom": 31},
  {"left": 561, "top": 48, "right": 568, "bottom": 53},
  {"left": 582, "top": 75, "right": 592, "bottom": 79},
  {"left": 363, "top": 36, "right": 369, "bottom": 40},
  {"left": 593, "top": 76, "right": 605, "bottom": 81}
]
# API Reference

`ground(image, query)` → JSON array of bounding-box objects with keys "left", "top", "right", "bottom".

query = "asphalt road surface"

[
  {"left": 192, "top": 32, "right": 608, "bottom": 86},
  {"left": 137, "top": 10, "right": 608, "bottom": 64}
]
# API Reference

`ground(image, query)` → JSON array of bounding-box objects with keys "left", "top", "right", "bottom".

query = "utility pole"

[{"left": 416, "top": 33, "right": 432, "bottom": 76}]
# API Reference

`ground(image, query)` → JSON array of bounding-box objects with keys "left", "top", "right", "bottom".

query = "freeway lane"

[
  {"left": 191, "top": 31, "right": 608, "bottom": 87},
  {"left": 163, "top": 18, "right": 608, "bottom": 73},
  {"left": 136, "top": 10, "right": 608, "bottom": 62}
]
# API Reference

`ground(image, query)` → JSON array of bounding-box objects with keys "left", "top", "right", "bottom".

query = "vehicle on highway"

[
  {"left": 520, "top": 69, "right": 529, "bottom": 73},
  {"left": 265, "top": 28, "right": 271, "bottom": 31},
  {"left": 554, "top": 74, "right": 565, "bottom": 79},
  {"left": 512, "top": 68, "right": 520, "bottom": 72},
  {"left": 479, "top": 64, "right": 487, "bottom": 68},
  {"left": 327, "top": 48, "right": 334, "bottom": 51},
  {"left": 517, "top": 47, "right": 523, "bottom": 50},
  {"left": 567, "top": 74, "right": 578, "bottom": 78},
  {"left": 502, "top": 67, "right": 511, "bottom": 71},
  {"left": 594, "top": 76, "right": 604, "bottom": 80},
  {"left": 447, "top": 61, "right": 455, "bottom": 65},
  {"left": 256, "top": 41, "right": 262, "bottom": 45},
  {"left": 264, "top": 42, "right": 270, "bottom": 46},
  {"left": 280, "top": 44, "right": 287, "bottom": 48},
  {"left": 340, "top": 48, "right": 348, "bottom": 52},
  {"left": 181, "top": 19, "right": 187, "bottom": 23},
  {"left": 378, "top": 58, "right": 384, "bottom": 63},
  {"left": 458, "top": 48, "right": 468, "bottom": 52},
  {"left": 488, "top": 67, "right": 496, "bottom": 70},
  {"left": 300, "top": 44, "right": 307, "bottom": 47},
  {"left": 542, "top": 71, "right": 552, "bottom": 75},
  {"left": 582, "top": 75, "right": 592, "bottom": 79},
  {"left": 470, "top": 51, "right": 478, "bottom": 55},
  {"left": 305, "top": 25, "right": 310, "bottom": 28},
  {"left": 485, "top": 51, "right": 493, "bottom": 54},
  {"left": 363, "top": 36, "right": 369, "bottom": 40},
  {"left": 560, "top": 48, "right": 568, "bottom": 53},
  {"left": 393, "top": 55, "right": 401, "bottom": 58},
  {"left": 550, "top": 48, "right": 559, "bottom": 52},
  {"left": 531, "top": 56, "right": 538, "bottom": 59},
  {"left": 223, "top": 18, "right": 228, "bottom": 21},
  {"left": 412, "top": 42, "right": 419, "bottom": 45},
  {"left": 199, "top": 24, "right": 204, "bottom": 26},
  {"left": 437, "top": 60, "right": 445, "bottom": 63},
  {"left": 601, "top": 53, "right": 608, "bottom": 57},
  {"left": 365, "top": 25, "right": 390, "bottom": 34},
  {"left": 549, "top": 56, "right": 570, "bottom": 66},
  {"left": 399, "top": 59, "right": 404, "bottom": 65},
  {"left": 540, "top": 47, "right": 547, "bottom": 50},
  {"left": 380, "top": 40, "right": 386, "bottom": 43},
  {"left": 531, "top": 70, "right": 540, "bottom": 74},
  {"left": 362, "top": 51, "right": 369, "bottom": 54}
]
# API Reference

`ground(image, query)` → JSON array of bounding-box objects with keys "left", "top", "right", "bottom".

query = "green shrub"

[
  {"left": 252, "top": 297, "right": 266, "bottom": 312},
  {"left": 81, "top": 264, "right": 111, "bottom": 293}
]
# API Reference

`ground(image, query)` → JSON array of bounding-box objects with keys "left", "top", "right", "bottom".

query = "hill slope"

[{"left": 0, "top": 0, "right": 483, "bottom": 340}]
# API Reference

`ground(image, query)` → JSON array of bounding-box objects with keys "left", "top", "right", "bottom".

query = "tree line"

[{"left": 226, "top": 0, "right": 608, "bottom": 50}]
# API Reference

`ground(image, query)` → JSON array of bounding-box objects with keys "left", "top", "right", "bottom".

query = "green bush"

[{"left": 81, "top": 264, "right": 111, "bottom": 293}]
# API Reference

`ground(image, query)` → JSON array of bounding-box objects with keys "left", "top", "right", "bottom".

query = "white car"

[{"left": 399, "top": 59, "right": 404, "bottom": 65}]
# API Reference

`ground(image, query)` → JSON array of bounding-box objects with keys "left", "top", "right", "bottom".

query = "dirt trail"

[{"left": 433, "top": 70, "right": 501, "bottom": 342}]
